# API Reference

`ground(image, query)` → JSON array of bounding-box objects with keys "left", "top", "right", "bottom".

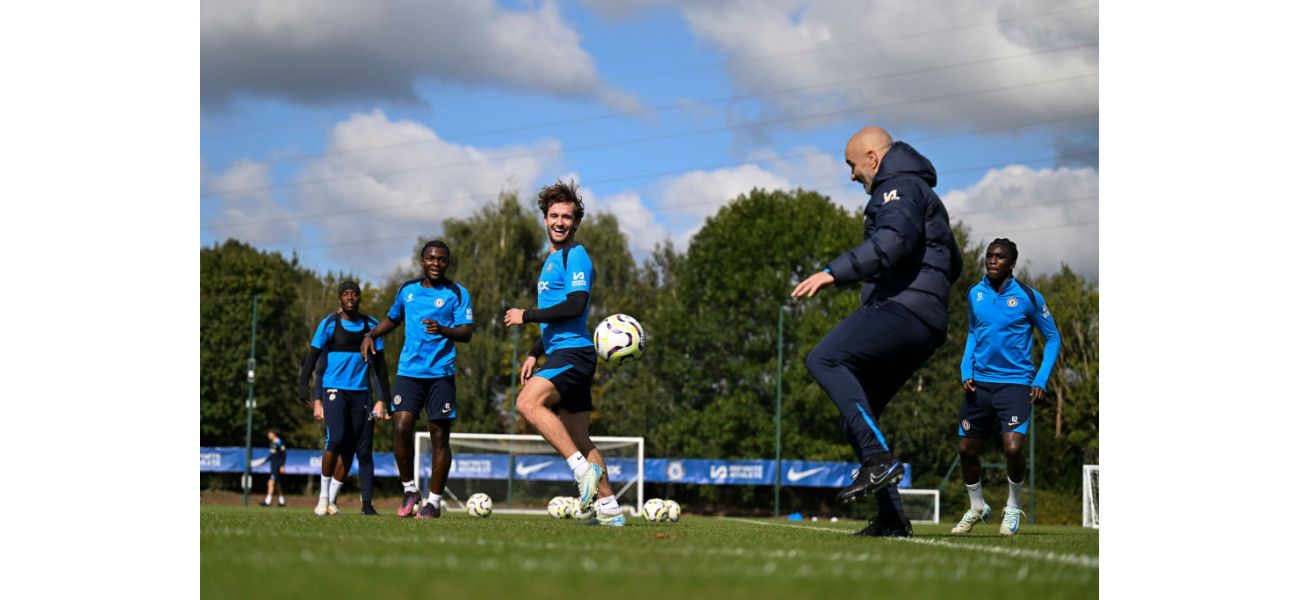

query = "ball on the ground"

[
  {"left": 547, "top": 496, "right": 569, "bottom": 519},
  {"left": 570, "top": 497, "right": 593, "bottom": 520},
  {"left": 664, "top": 499, "right": 680, "bottom": 523},
  {"left": 467, "top": 493, "right": 493, "bottom": 518},
  {"left": 643, "top": 498, "right": 668, "bottom": 522},
  {"left": 594, "top": 314, "right": 646, "bottom": 366}
]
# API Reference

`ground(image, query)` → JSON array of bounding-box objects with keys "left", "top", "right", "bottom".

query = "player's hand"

[
  {"left": 963, "top": 379, "right": 977, "bottom": 393},
  {"left": 790, "top": 271, "right": 835, "bottom": 299},
  {"left": 503, "top": 308, "right": 525, "bottom": 327},
  {"left": 312, "top": 399, "right": 324, "bottom": 421},
  {"left": 421, "top": 319, "right": 442, "bottom": 335},
  {"left": 359, "top": 335, "right": 376, "bottom": 362},
  {"left": 1029, "top": 386, "right": 1045, "bottom": 404},
  {"left": 372, "top": 401, "right": 390, "bottom": 420},
  {"left": 520, "top": 356, "right": 537, "bottom": 386},
  {"left": 298, "top": 384, "right": 312, "bottom": 406}
]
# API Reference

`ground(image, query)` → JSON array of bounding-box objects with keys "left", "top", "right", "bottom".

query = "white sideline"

[{"left": 727, "top": 518, "right": 1099, "bottom": 569}]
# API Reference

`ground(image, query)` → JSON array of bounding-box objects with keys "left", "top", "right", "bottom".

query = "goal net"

[
  {"left": 899, "top": 489, "right": 941, "bottom": 524},
  {"left": 1082, "top": 464, "right": 1100, "bottom": 528},
  {"left": 416, "top": 432, "right": 645, "bottom": 515}
]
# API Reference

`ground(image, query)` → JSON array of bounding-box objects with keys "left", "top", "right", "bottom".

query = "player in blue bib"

[
  {"left": 299, "top": 281, "right": 391, "bottom": 516},
  {"left": 361, "top": 240, "right": 474, "bottom": 519},
  {"left": 951, "top": 238, "right": 1060, "bottom": 536},
  {"left": 505, "top": 180, "right": 624, "bottom": 526}
]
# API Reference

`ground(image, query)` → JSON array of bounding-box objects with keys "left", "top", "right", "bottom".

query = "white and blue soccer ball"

[
  {"left": 643, "top": 498, "right": 668, "bottom": 522},
  {"left": 547, "top": 496, "right": 570, "bottom": 519},
  {"left": 664, "top": 499, "right": 681, "bottom": 523},
  {"left": 467, "top": 493, "right": 493, "bottom": 518},
  {"left": 594, "top": 314, "right": 646, "bottom": 367}
]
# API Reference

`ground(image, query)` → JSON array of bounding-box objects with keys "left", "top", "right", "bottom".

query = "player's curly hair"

[
  {"left": 988, "top": 238, "right": 1018, "bottom": 263},
  {"left": 537, "top": 179, "right": 584, "bottom": 225},
  {"left": 420, "top": 239, "right": 450, "bottom": 257}
]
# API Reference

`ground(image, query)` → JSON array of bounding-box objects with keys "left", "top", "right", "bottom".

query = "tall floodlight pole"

[
  {"left": 774, "top": 305, "right": 784, "bottom": 517},
  {"left": 242, "top": 295, "right": 259, "bottom": 506}
]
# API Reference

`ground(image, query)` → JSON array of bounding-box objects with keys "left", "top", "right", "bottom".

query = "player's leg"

[
  {"left": 357, "top": 412, "right": 377, "bottom": 515},
  {"left": 416, "top": 419, "right": 452, "bottom": 519},
  {"left": 558, "top": 409, "right": 623, "bottom": 526},
  {"left": 952, "top": 384, "right": 995, "bottom": 533},
  {"left": 316, "top": 389, "right": 349, "bottom": 516},
  {"left": 262, "top": 475, "right": 274, "bottom": 506},
  {"left": 390, "top": 376, "right": 426, "bottom": 517},
  {"left": 519, "top": 348, "right": 604, "bottom": 510},
  {"left": 992, "top": 383, "right": 1032, "bottom": 535},
  {"left": 275, "top": 468, "right": 285, "bottom": 505}
]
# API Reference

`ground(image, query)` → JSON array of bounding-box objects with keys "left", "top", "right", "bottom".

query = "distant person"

[
  {"left": 250, "top": 428, "right": 287, "bottom": 507},
  {"left": 791, "top": 126, "right": 962, "bottom": 537},
  {"left": 361, "top": 241, "right": 474, "bottom": 519},
  {"left": 300, "top": 281, "right": 391, "bottom": 517},
  {"left": 951, "top": 238, "right": 1060, "bottom": 536}
]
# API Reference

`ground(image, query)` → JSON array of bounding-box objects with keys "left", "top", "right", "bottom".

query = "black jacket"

[{"left": 825, "top": 141, "right": 963, "bottom": 332}]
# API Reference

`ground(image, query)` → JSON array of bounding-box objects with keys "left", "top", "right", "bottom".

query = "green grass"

[{"left": 201, "top": 505, "right": 1097, "bottom": 600}]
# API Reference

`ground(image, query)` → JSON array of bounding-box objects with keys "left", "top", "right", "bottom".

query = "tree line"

[{"left": 200, "top": 188, "right": 1098, "bottom": 503}]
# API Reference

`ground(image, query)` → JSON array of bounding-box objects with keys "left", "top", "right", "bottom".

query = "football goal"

[
  {"left": 416, "top": 432, "right": 645, "bottom": 515},
  {"left": 1082, "top": 464, "right": 1100, "bottom": 528},
  {"left": 899, "top": 489, "right": 941, "bottom": 524}
]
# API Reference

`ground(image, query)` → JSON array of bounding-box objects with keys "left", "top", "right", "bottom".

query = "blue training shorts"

[
  {"left": 534, "top": 346, "right": 596, "bottom": 413},
  {"left": 391, "top": 375, "right": 457, "bottom": 422},
  {"left": 958, "top": 381, "right": 1033, "bottom": 438}
]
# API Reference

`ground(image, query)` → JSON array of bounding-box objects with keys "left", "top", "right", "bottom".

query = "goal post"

[
  {"left": 416, "top": 432, "right": 645, "bottom": 515},
  {"left": 898, "top": 489, "right": 941, "bottom": 524},
  {"left": 1082, "top": 464, "right": 1100, "bottom": 528}
]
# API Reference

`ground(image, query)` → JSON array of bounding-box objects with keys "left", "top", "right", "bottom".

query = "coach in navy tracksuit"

[{"left": 791, "top": 126, "right": 962, "bottom": 538}]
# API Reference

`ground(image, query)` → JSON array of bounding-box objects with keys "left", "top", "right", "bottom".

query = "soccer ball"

[
  {"left": 547, "top": 496, "right": 570, "bottom": 519},
  {"left": 664, "top": 499, "right": 681, "bottom": 523},
  {"left": 466, "top": 493, "right": 493, "bottom": 518},
  {"left": 594, "top": 314, "right": 645, "bottom": 366},
  {"left": 570, "top": 497, "right": 593, "bottom": 520},
  {"left": 643, "top": 498, "right": 668, "bottom": 522}
]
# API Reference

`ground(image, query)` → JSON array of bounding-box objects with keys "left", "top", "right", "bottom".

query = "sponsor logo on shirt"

[
  {"left": 538, "top": 281, "right": 550, "bottom": 292},
  {"left": 883, "top": 189, "right": 899, "bottom": 203},
  {"left": 465, "top": 308, "right": 473, "bottom": 321}
]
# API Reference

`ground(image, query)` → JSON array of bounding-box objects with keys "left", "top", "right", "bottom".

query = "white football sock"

[
  {"left": 426, "top": 492, "right": 443, "bottom": 508},
  {"left": 264, "top": 494, "right": 272, "bottom": 503},
  {"left": 328, "top": 478, "right": 343, "bottom": 503},
  {"left": 1007, "top": 477, "right": 1025, "bottom": 510},
  {"left": 319, "top": 476, "right": 331, "bottom": 500},
  {"left": 596, "top": 495, "right": 620, "bottom": 515},
  {"left": 277, "top": 494, "right": 285, "bottom": 504},
  {"left": 966, "top": 481, "right": 985, "bottom": 511},
  {"left": 567, "top": 452, "right": 591, "bottom": 478},
  {"left": 402, "top": 480, "right": 418, "bottom": 494}
]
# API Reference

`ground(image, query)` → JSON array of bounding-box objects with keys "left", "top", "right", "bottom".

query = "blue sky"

[{"left": 200, "top": 0, "right": 1098, "bottom": 282}]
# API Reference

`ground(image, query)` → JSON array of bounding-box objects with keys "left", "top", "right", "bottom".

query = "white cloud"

[
  {"left": 205, "top": 160, "right": 297, "bottom": 245},
  {"left": 656, "top": 164, "right": 795, "bottom": 245},
  {"left": 202, "top": 0, "right": 635, "bottom": 110},
  {"left": 290, "top": 110, "right": 561, "bottom": 278},
  {"left": 943, "top": 165, "right": 1099, "bottom": 280},
  {"left": 588, "top": 0, "right": 1097, "bottom": 149}
]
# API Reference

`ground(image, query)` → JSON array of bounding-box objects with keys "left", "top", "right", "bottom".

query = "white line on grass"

[{"left": 727, "top": 518, "right": 1099, "bottom": 569}]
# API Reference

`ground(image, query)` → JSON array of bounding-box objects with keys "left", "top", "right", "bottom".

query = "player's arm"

[
  {"left": 520, "top": 336, "right": 546, "bottom": 385},
  {"left": 360, "top": 316, "right": 399, "bottom": 361},
  {"left": 1029, "top": 291, "right": 1062, "bottom": 402},
  {"left": 825, "top": 182, "right": 926, "bottom": 286},
  {"left": 369, "top": 349, "right": 392, "bottom": 418},
  {"left": 961, "top": 293, "right": 977, "bottom": 392},
  {"left": 298, "top": 346, "right": 322, "bottom": 405},
  {"left": 430, "top": 287, "right": 475, "bottom": 342},
  {"left": 524, "top": 291, "right": 589, "bottom": 323}
]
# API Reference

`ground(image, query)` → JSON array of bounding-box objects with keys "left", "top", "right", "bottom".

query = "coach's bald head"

[{"left": 845, "top": 126, "right": 894, "bottom": 193}]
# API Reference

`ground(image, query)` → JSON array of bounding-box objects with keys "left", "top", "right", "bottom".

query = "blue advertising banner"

[{"left": 201, "top": 447, "right": 911, "bottom": 489}]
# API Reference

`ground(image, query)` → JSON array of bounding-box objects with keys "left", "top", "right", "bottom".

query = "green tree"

[{"left": 200, "top": 240, "right": 313, "bottom": 448}]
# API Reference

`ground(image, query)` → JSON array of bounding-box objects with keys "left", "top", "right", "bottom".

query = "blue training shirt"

[
  {"left": 960, "top": 276, "right": 1061, "bottom": 388},
  {"left": 387, "top": 279, "right": 473, "bottom": 378},
  {"left": 310, "top": 314, "right": 382, "bottom": 390},
  {"left": 537, "top": 244, "right": 594, "bottom": 353}
]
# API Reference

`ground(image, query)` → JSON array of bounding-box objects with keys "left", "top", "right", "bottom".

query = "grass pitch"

[{"left": 201, "top": 505, "right": 1097, "bottom": 600}]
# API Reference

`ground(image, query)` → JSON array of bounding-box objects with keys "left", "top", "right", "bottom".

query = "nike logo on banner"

[
  {"left": 785, "top": 466, "right": 829, "bottom": 482},
  {"left": 515, "top": 461, "right": 553, "bottom": 476}
]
